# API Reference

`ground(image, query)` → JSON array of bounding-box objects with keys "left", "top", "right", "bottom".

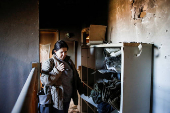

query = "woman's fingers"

[
  {"left": 57, "top": 63, "right": 65, "bottom": 71},
  {"left": 60, "top": 63, "right": 64, "bottom": 67},
  {"left": 60, "top": 63, "right": 65, "bottom": 70}
]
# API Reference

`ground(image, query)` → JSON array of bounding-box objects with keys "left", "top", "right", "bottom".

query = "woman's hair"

[{"left": 52, "top": 40, "right": 69, "bottom": 55}]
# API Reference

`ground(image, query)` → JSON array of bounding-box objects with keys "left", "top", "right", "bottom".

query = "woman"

[{"left": 40, "top": 40, "right": 86, "bottom": 113}]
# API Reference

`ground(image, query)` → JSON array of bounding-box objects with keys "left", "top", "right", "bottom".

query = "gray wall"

[
  {"left": 0, "top": 0, "right": 39, "bottom": 113},
  {"left": 107, "top": 0, "right": 170, "bottom": 113},
  {"left": 58, "top": 26, "right": 82, "bottom": 69}
]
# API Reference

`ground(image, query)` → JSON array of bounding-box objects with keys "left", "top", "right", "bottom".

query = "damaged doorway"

[
  {"left": 39, "top": 29, "right": 59, "bottom": 63},
  {"left": 39, "top": 29, "right": 59, "bottom": 91}
]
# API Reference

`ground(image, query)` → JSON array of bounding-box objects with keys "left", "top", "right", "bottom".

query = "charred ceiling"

[{"left": 39, "top": 0, "right": 108, "bottom": 28}]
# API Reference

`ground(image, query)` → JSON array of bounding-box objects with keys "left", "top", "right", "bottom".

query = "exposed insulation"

[{"left": 130, "top": 0, "right": 156, "bottom": 20}]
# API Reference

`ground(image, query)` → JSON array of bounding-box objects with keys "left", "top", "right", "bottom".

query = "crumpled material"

[
  {"left": 104, "top": 56, "right": 121, "bottom": 73},
  {"left": 90, "top": 77, "right": 121, "bottom": 111},
  {"left": 102, "top": 78, "right": 121, "bottom": 111},
  {"left": 90, "top": 82, "right": 103, "bottom": 104},
  {"left": 97, "top": 102, "right": 114, "bottom": 113}
]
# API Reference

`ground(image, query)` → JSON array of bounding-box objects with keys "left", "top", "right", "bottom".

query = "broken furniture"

[{"left": 80, "top": 43, "right": 153, "bottom": 113}]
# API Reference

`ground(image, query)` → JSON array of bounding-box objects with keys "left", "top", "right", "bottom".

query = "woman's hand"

[{"left": 56, "top": 63, "right": 65, "bottom": 72}]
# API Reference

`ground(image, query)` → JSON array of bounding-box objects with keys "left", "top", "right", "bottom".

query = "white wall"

[{"left": 107, "top": 0, "right": 170, "bottom": 113}]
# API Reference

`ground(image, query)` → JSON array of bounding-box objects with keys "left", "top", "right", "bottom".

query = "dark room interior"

[{"left": 0, "top": 0, "right": 170, "bottom": 113}]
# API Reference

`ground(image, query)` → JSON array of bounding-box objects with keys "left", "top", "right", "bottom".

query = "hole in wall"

[{"left": 130, "top": 0, "right": 156, "bottom": 20}]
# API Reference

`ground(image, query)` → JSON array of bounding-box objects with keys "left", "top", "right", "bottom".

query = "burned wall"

[
  {"left": 0, "top": 0, "right": 39, "bottom": 113},
  {"left": 108, "top": 0, "right": 170, "bottom": 112}
]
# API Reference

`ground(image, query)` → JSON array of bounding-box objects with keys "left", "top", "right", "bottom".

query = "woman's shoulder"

[
  {"left": 43, "top": 58, "right": 54, "bottom": 64},
  {"left": 42, "top": 58, "right": 54, "bottom": 68}
]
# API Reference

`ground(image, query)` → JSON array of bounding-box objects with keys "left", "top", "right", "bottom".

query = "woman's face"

[{"left": 55, "top": 47, "right": 68, "bottom": 60}]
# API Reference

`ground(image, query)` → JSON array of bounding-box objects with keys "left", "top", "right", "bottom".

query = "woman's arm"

[
  {"left": 69, "top": 59, "right": 87, "bottom": 95},
  {"left": 40, "top": 58, "right": 62, "bottom": 86},
  {"left": 76, "top": 70, "right": 87, "bottom": 95}
]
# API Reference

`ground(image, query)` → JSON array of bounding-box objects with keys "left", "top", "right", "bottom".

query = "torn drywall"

[{"left": 130, "top": 0, "right": 156, "bottom": 20}]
